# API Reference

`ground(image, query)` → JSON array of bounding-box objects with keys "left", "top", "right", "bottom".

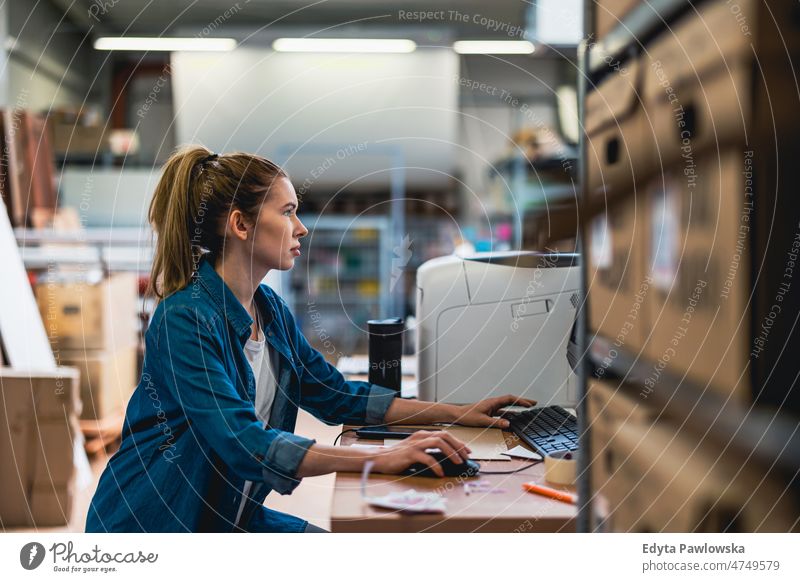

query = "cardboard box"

[
  {"left": 603, "top": 420, "right": 798, "bottom": 532},
  {"left": 0, "top": 367, "right": 81, "bottom": 419},
  {"left": 584, "top": 0, "right": 800, "bottom": 532},
  {"left": 642, "top": 1, "right": 753, "bottom": 167},
  {"left": 643, "top": 142, "right": 800, "bottom": 412},
  {"left": 28, "top": 482, "right": 75, "bottom": 527},
  {"left": 0, "top": 368, "right": 80, "bottom": 528},
  {"left": 593, "top": 0, "right": 641, "bottom": 40},
  {"left": 49, "top": 122, "right": 108, "bottom": 156},
  {"left": 586, "top": 379, "right": 654, "bottom": 488},
  {"left": 643, "top": 151, "right": 751, "bottom": 401},
  {"left": 30, "top": 421, "right": 78, "bottom": 485},
  {"left": 60, "top": 346, "right": 137, "bottom": 420},
  {"left": 585, "top": 0, "right": 800, "bottom": 411},
  {"left": 643, "top": 0, "right": 800, "bottom": 153},
  {"left": 585, "top": 56, "right": 654, "bottom": 201},
  {"left": 36, "top": 272, "right": 138, "bottom": 351},
  {"left": 587, "top": 196, "right": 650, "bottom": 355}
]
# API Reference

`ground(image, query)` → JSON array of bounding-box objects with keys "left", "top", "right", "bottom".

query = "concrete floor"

[{"left": 8, "top": 409, "right": 339, "bottom": 532}]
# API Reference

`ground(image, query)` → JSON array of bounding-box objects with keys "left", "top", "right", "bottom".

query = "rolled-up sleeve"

[
  {"left": 364, "top": 384, "right": 397, "bottom": 425},
  {"left": 263, "top": 432, "right": 316, "bottom": 494}
]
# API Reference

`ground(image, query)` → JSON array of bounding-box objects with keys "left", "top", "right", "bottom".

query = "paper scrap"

[
  {"left": 463, "top": 480, "right": 507, "bottom": 496},
  {"left": 366, "top": 489, "right": 446, "bottom": 513},
  {"left": 501, "top": 445, "right": 543, "bottom": 461},
  {"left": 443, "top": 426, "right": 509, "bottom": 461}
]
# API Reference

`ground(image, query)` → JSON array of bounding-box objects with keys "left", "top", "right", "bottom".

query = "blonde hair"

[{"left": 147, "top": 145, "right": 287, "bottom": 299}]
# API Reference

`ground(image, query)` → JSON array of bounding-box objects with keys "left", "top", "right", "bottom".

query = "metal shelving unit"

[
  {"left": 283, "top": 215, "right": 393, "bottom": 357},
  {"left": 487, "top": 151, "right": 579, "bottom": 250},
  {"left": 580, "top": 0, "right": 800, "bottom": 532},
  {"left": 14, "top": 227, "right": 154, "bottom": 274},
  {"left": 587, "top": 336, "right": 800, "bottom": 484}
]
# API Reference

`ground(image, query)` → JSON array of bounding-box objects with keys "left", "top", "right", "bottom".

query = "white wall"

[
  {"left": 455, "top": 56, "right": 568, "bottom": 219},
  {"left": 171, "top": 47, "right": 459, "bottom": 188},
  {"left": 59, "top": 167, "right": 162, "bottom": 228}
]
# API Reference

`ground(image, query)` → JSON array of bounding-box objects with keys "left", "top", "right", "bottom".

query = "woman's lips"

[{"left": 291, "top": 247, "right": 301, "bottom": 256}]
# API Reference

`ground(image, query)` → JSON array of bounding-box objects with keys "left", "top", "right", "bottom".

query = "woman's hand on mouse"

[
  {"left": 451, "top": 394, "right": 537, "bottom": 429},
  {"left": 369, "top": 430, "right": 471, "bottom": 478}
]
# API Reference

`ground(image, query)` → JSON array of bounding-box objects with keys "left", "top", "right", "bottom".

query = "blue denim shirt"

[{"left": 85, "top": 257, "right": 397, "bottom": 532}]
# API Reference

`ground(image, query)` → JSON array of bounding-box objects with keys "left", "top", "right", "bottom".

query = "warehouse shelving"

[
  {"left": 282, "top": 215, "right": 393, "bottom": 357},
  {"left": 579, "top": 0, "right": 800, "bottom": 532}
]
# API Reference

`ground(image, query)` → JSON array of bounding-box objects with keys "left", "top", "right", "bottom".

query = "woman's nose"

[{"left": 295, "top": 217, "right": 308, "bottom": 238}]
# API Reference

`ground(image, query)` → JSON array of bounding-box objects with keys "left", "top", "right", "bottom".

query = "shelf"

[
  {"left": 587, "top": 334, "right": 800, "bottom": 485},
  {"left": 303, "top": 233, "right": 382, "bottom": 242},
  {"left": 15, "top": 228, "right": 154, "bottom": 272},
  {"left": 489, "top": 151, "right": 578, "bottom": 178},
  {"left": 15, "top": 227, "right": 153, "bottom": 245},
  {"left": 303, "top": 296, "right": 381, "bottom": 305},
  {"left": 303, "top": 271, "right": 381, "bottom": 280}
]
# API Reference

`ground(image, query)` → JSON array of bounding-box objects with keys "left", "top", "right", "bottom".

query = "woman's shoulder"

[{"left": 150, "top": 285, "right": 222, "bottom": 334}]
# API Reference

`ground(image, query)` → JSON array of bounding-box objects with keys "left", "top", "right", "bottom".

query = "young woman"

[{"left": 85, "top": 146, "right": 535, "bottom": 533}]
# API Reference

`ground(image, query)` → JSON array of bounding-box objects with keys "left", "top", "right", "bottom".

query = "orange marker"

[{"left": 523, "top": 482, "right": 577, "bottom": 504}]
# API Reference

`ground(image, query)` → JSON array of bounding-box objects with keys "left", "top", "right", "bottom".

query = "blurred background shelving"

[{"left": 282, "top": 216, "right": 391, "bottom": 357}]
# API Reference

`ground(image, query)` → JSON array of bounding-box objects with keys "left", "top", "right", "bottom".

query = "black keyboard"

[{"left": 507, "top": 405, "right": 579, "bottom": 457}]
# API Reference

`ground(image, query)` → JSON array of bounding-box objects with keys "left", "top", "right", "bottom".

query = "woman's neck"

[{"left": 213, "top": 253, "right": 268, "bottom": 313}]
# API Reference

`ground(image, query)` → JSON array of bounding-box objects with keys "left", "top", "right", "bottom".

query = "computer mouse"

[{"left": 403, "top": 449, "right": 481, "bottom": 478}]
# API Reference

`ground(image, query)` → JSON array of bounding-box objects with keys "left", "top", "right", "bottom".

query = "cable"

[
  {"left": 334, "top": 428, "right": 540, "bottom": 475},
  {"left": 333, "top": 428, "right": 358, "bottom": 446},
  {"left": 477, "top": 460, "right": 542, "bottom": 475}
]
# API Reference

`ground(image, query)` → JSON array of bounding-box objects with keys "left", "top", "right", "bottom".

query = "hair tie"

[{"left": 187, "top": 153, "right": 219, "bottom": 241}]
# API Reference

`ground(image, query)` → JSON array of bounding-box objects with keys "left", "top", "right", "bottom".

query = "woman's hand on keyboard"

[{"left": 451, "top": 394, "right": 537, "bottom": 429}]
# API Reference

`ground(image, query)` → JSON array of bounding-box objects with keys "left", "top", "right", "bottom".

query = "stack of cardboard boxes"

[
  {"left": 586, "top": 377, "right": 798, "bottom": 532},
  {"left": 0, "top": 368, "right": 81, "bottom": 527},
  {"left": 47, "top": 107, "right": 109, "bottom": 160},
  {"left": 585, "top": 0, "right": 800, "bottom": 531},
  {"left": 592, "top": 0, "right": 641, "bottom": 40},
  {"left": 35, "top": 272, "right": 138, "bottom": 421}
]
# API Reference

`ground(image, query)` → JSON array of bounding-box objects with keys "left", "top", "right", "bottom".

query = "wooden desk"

[{"left": 330, "top": 429, "right": 577, "bottom": 533}]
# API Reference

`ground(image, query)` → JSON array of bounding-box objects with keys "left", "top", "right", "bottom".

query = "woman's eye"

[{"left": 283, "top": 210, "right": 294, "bottom": 216}]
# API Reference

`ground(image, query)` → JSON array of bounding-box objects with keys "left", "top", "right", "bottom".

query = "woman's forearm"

[
  {"left": 295, "top": 443, "right": 373, "bottom": 478},
  {"left": 295, "top": 400, "right": 460, "bottom": 478},
  {"left": 382, "top": 398, "right": 460, "bottom": 425}
]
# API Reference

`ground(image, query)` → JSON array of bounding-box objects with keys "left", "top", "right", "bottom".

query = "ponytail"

[{"left": 147, "top": 145, "right": 287, "bottom": 300}]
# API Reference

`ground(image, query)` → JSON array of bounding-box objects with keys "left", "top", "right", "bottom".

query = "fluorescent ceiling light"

[
  {"left": 94, "top": 37, "right": 237, "bottom": 51},
  {"left": 453, "top": 40, "right": 535, "bottom": 55},
  {"left": 272, "top": 38, "right": 417, "bottom": 53}
]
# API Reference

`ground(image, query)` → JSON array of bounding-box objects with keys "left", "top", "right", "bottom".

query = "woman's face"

[{"left": 249, "top": 177, "right": 308, "bottom": 271}]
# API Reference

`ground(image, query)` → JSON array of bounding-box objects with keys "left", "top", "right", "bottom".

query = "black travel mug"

[{"left": 367, "top": 318, "right": 404, "bottom": 393}]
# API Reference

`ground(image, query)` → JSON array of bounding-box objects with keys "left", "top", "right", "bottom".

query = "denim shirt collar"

[{"left": 195, "top": 256, "right": 275, "bottom": 346}]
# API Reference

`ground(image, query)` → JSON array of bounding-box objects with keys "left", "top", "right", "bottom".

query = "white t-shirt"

[
  {"left": 243, "top": 327, "right": 277, "bottom": 423},
  {"left": 235, "top": 324, "right": 278, "bottom": 527}
]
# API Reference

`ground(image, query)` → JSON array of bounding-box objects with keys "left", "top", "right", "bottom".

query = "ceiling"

[{"left": 59, "top": 0, "right": 532, "bottom": 39}]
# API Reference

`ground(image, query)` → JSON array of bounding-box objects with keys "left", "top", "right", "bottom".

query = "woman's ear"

[{"left": 226, "top": 208, "right": 251, "bottom": 241}]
